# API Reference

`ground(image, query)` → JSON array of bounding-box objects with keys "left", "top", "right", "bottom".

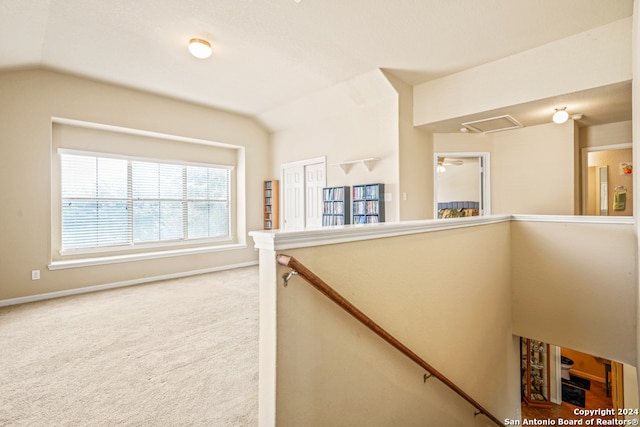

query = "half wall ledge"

[{"left": 249, "top": 215, "right": 633, "bottom": 251}]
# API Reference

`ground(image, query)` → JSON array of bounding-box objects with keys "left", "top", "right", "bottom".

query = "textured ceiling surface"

[{"left": 0, "top": 0, "right": 633, "bottom": 130}]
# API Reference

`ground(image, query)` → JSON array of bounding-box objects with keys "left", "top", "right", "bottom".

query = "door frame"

[
  {"left": 433, "top": 152, "right": 491, "bottom": 219},
  {"left": 280, "top": 156, "right": 326, "bottom": 230},
  {"left": 580, "top": 143, "right": 632, "bottom": 215}
]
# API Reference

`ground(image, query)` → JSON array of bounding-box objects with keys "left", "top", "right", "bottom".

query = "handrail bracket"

[{"left": 282, "top": 269, "right": 298, "bottom": 287}]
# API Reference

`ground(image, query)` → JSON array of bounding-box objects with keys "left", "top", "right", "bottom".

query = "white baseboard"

[{"left": 0, "top": 261, "right": 258, "bottom": 307}]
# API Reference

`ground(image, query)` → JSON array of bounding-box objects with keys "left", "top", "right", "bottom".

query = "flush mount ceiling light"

[
  {"left": 552, "top": 107, "right": 569, "bottom": 124},
  {"left": 188, "top": 38, "right": 212, "bottom": 59}
]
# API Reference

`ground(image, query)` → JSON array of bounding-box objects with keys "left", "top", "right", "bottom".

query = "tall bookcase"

[
  {"left": 352, "top": 183, "right": 385, "bottom": 224},
  {"left": 322, "top": 186, "right": 350, "bottom": 226},
  {"left": 263, "top": 180, "right": 279, "bottom": 230}
]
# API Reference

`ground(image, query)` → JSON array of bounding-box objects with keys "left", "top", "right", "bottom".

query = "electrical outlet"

[{"left": 31, "top": 270, "right": 40, "bottom": 280}]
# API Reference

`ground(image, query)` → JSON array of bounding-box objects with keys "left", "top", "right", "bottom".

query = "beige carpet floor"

[{"left": 0, "top": 266, "right": 259, "bottom": 427}]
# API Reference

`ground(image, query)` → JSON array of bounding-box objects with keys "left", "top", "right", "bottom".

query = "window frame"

[
  {"left": 57, "top": 148, "right": 235, "bottom": 257},
  {"left": 49, "top": 117, "right": 248, "bottom": 271}
]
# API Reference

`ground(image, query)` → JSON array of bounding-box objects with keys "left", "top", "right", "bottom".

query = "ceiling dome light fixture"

[
  {"left": 552, "top": 107, "right": 569, "bottom": 124},
  {"left": 188, "top": 38, "right": 212, "bottom": 59}
]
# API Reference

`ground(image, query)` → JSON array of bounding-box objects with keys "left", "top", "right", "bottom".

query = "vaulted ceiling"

[{"left": 1, "top": 0, "right": 633, "bottom": 131}]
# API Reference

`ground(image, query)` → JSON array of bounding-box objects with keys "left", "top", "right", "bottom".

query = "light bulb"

[
  {"left": 188, "top": 38, "right": 212, "bottom": 59},
  {"left": 552, "top": 108, "right": 569, "bottom": 124}
]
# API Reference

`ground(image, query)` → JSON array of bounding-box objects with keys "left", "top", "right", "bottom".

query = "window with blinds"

[{"left": 60, "top": 151, "right": 231, "bottom": 251}]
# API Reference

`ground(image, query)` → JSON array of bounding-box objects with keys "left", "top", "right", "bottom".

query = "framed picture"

[{"left": 620, "top": 163, "right": 632, "bottom": 175}]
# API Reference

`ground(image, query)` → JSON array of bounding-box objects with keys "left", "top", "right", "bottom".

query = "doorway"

[
  {"left": 281, "top": 157, "right": 327, "bottom": 230},
  {"left": 433, "top": 152, "right": 490, "bottom": 219},
  {"left": 582, "top": 144, "right": 633, "bottom": 216}
]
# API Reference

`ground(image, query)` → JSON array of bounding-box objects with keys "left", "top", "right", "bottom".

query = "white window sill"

[{"left": 48, "top": 243, "right": 247, "bottom": 270}]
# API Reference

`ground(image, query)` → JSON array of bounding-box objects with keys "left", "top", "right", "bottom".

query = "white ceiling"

[{"left": 0, "top": 0, "right": 633, "bottom": 131}]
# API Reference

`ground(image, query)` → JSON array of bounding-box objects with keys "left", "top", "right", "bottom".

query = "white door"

[
  {"left": 282, "top": 164, "right": 305, "bottom": 230},
  {"left": 305, "top": 163, "right": 326, "bottom": 228},
  {"left": 281, "top": 158, "right": 327, "bottom": 230}
]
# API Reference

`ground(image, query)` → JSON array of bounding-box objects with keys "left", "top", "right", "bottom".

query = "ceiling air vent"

[{"left": 461, "top": 115, "right": 523, "bottom": 133}]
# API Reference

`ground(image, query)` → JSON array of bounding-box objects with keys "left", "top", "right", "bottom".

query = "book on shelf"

[
  {"left": 352, "top": 215, "right": 366, "bottom": 225},
  {"left": 322, "top": 214, "right": 347, "bottom": 226},
  {"left": 323, "top": 187, "right": 345, "bottom": 200},
  {"left": 353, "top": 186, "right": 364, "bottom": 200},
  {"left": 365, "top": 200, "right": 379, "bottom": 214},
  {"left": 365, "top": 185, "right": 379, "bottom": 199},
  {"left": 353, "top": 200, "right": 380, "bottom": 215},
  {"left": 353, "top": 183, "right": 383, "bottom": 201}
]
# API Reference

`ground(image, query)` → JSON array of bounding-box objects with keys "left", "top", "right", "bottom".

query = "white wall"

[
  {"left": 275, "top": 69, "right": 591, "bottom": 223},
  {"left": 413, "top": 17, "right": 632, "bottom": 127},
  {"left": 493, "top": 123, "right": 576, "bottom": 214},
  {"left": 434, "top": 122, "right": 577, "bottom": 215},
  {"left": 511, "top": 218, "right": 636, "bottom": 365},
  {"left": 384, "top": 72, "right": 433, "bottom": 220},
  {"left": 0, "top": 69, "right": 269, "bottom": 301},
  {"left": 254, "top": 219, "right": 518, "bottom": 426},
  {"left": 253, "top": 215, "right": 636, "bottom": 425},
  {"left": 580, "top": 121, "right": 632, "bottom": 149},
  {"left": 270, "top": 69, "right": 401, "bottom": 222},
  {"left": 437, "top": 158, "right": 480, "bottom": 202}
]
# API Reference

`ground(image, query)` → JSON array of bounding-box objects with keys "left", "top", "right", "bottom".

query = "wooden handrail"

[{"left": 276, "top": 254, "right": 503, "bottom": 427}]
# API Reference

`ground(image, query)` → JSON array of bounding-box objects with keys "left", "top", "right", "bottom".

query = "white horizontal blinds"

[
  {"left": 132, "top": 162, "right": 185, "bottom": 243},
  {"left": 61, "top": 154, "right": 129, "bottom": 249},
  {"left": 60, "top": 151, "right": 231, "bottom": 251},
  {"left": 187, "top": 167, "right": 230, "bottom": 239}
]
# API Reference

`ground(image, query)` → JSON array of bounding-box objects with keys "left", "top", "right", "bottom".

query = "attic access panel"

[{"left": 462, "top": 115, "right": 523, "bottom": 133}]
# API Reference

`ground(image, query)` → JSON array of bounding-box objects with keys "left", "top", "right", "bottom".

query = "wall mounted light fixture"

[
  {"left": 188, "top": 38, "right": 212, "bottom": 59},
  {"left": 552, "top": 107, "right": 569, "bottom": 124}
]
